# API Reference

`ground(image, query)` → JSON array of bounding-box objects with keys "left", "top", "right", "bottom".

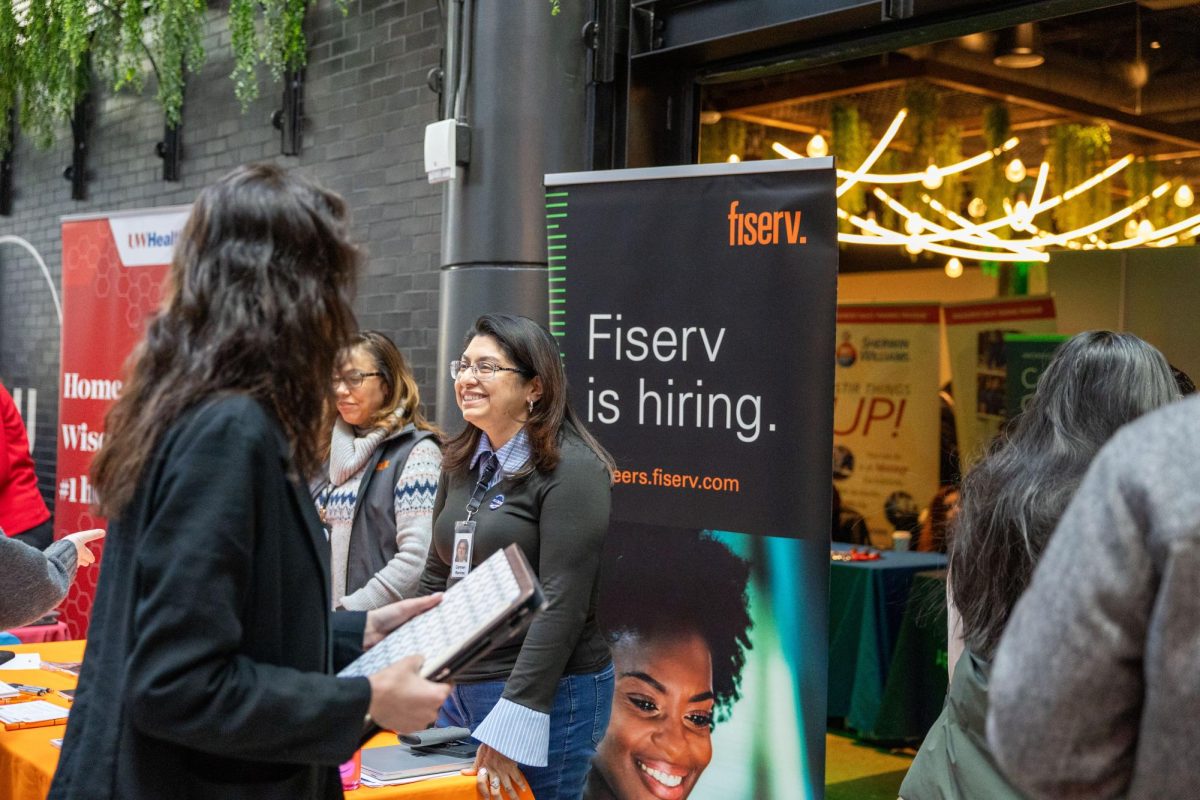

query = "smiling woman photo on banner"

[{"left": 585, "top": 524, "right": 753, "bottom": 800}]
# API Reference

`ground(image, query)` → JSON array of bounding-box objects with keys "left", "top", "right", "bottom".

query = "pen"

[
  {"left": 3, "top": 717, "right": 68, "bottom": 731},
  {"left": 10, "top": 683, "right": 50, "bottom": 696}
]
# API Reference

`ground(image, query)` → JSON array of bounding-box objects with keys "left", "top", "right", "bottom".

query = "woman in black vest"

[{"left": 317, "top": 331, "right": 441, "bottom": 610}]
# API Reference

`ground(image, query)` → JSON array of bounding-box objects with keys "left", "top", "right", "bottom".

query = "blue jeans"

[{"left": 438, "top": 663, "right": 614, "bottom": 800}]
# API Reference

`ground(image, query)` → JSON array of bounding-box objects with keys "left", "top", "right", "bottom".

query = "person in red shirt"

[{"left": 0, "top": 382, "right": 52, "bottom": 549}]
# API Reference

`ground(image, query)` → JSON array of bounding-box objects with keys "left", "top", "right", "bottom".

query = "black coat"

[{"left": 49, "top": 396, "right": 373, "bottom": 800}]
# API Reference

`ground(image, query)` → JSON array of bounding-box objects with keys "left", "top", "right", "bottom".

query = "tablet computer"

[{"left": 338, "top": 544, "right": 545, "bottom": 683}]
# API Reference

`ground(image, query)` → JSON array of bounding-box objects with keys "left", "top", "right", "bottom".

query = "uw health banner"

[
  {"left": 547, "top": 159, "right": 837, "bottom": 799},
  {"left": 944, "top": 296, "right": 1057, "bottom": 468},
  {"left": 833, "top": 304, "right": 942, "bottom": 539},
  {"left": 55, "top": 207, "right": 188, "bottom": 637}
]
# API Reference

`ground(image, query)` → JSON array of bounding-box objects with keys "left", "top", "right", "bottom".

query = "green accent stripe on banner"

[
  {"left": 545, "top": 202, "right": 568, "bottom": 209},
  {"left": 547, "top": 213, "right": 567, "bottom": 219},
  {"left": 548, "top": 234, "right": 567, "bottom": 240},
  {"left": 547, "top": 224, "right": 560, "bottom": 230},
  {"left": 545, "top": 191, "right": 569, "bottom": 198},
  {"left": 551, "top": 297, "right": 566, "bottom": 304},
  {"left": 549, "top": 266, "right": 566, "bottom": 272},
  {"left": 549, "top": 256, "right": 567, "bottom": 261},
  {"left": 549, "top": 277, "right": 566, "bottom": 282}
]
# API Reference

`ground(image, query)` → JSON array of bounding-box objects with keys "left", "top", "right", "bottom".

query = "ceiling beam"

[{"left": 924, "top": 62, "right": 1200, "bottom": 150}]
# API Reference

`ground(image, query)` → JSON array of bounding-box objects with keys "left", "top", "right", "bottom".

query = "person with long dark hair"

[
  {"left": 50, "top": 164, "right": 450, "bottom": 800},
  {"left": 585, "top": 525, "right": 753, "bottom": 800},
  {"left": 419, "top": 313, "right": 616, "bottom": 800},
  {"left": 900, "top": 330, "right": 1179, "bottom": 800},
  {"left": 316, "top": 330, "right": 441, "bottom": 610}
]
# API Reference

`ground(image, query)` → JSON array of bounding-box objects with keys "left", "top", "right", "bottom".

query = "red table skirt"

[{"left": 6, "top": 622, "right": 71, "bottom": 643}]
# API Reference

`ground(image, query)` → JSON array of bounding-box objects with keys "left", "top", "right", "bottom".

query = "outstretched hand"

[{"left": 62, "top": 529, "right": 105, "bottom": 567}]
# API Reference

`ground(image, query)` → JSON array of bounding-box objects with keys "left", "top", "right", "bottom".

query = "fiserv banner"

[{"left": 544, "top": 160, "right": 838, "bottom": 538}]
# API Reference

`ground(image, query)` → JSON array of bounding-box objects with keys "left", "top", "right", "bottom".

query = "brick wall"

[{"left": 0, "top": 0, "right": 444, "bottom": 512}]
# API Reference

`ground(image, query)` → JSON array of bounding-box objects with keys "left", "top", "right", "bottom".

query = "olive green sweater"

[{"left": 418, "top": 431, "right": 612, "bottom": 714}]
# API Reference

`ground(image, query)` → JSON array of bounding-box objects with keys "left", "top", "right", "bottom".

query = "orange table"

[{"left": 0, "top": 641, "right": 530, "bottom": 800}]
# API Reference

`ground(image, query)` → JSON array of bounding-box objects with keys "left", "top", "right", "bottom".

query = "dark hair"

[
  {"left": 916, "top": 484, "right": 960, "bottom": 554},
  {"left": 324, "top": 330, "right": 439, "bottom": 448},
  {"left": 92, "top": 163, "right": 360, "bottom": 516},
  {"left": 442, "top": 313, "right": 614, "bottom": 478},
  {"left": 1171, "top": 364, "right": 1196, "bottom": 395},
  {"left": 599, "top": 524, "right": 753, "bottom": 723},
  {"left": 949, "top": 330, "right": 1178, "bottom": 658}
]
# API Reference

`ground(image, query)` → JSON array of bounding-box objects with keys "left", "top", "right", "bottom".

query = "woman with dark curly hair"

[
  {"left": 585, "top": 524, "right": 753, "bottom": 800},
  {"left": 50, "top": 165, "right": 450, "bottom": 800}
]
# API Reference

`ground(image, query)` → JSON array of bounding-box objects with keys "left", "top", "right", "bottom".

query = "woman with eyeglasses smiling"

[
  {"left": 314, "top": 330, "right": 441, "bottom": 611},
  {"left": 419, "top": 313, "right": 617, "bottom": 800}
]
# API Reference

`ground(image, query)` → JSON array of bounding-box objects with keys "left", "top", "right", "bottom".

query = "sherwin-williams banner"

[
  {"left": 547, "top": 160, "right": 837, "bottom": 799},
  {"left": 944, "top": 296, "right": 1057, "bottom": 468},
  {"left": 833, "top": 304, "right": 941, "bottom": 540},
  {"left": 56, "top": 207, "right": 187, "bottom": 637}
]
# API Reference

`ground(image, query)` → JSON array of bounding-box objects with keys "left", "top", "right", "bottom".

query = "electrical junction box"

[{"left": 425, "top": 119, "right": 471, "bottom": 184}]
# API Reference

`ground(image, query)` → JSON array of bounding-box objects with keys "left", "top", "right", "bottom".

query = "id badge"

[{"left": 450, "top": 520, "right": 476, "bottom": 579}]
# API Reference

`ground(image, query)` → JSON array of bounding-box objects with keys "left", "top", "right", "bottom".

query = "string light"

[
  {"left": 726, "top": 154, "right": 740, "bottom": 163},
  {"left": 764, "top": 106, "right": 1193, "bottom": 263},
  {"left": 806, "top": 134, "right": 829, "bottom": 158},
  {"left": 945, "top": 257, "right": 964, "bottom": 278},
  {"left": 922, "top": 163, "right": 944, "bottom": 190},
  {"left": 1005, "top": 158, "right": 1027, "bottom": 183}
]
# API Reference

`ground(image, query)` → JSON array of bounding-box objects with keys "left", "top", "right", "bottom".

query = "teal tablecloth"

[
  {"left": 827, "top": 545, "right": 947, "bottom": 738},
  {"left": 873, "top": 569, "right": 949, "bottom": 741}
]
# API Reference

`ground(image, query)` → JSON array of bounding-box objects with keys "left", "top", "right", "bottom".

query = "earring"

[{"left": 528, "top": 399, "right": 535, "bottom": 414}]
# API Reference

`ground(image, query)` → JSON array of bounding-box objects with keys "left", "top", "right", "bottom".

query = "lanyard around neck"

[{"left": 464, "top": 455, "right": 500, "bottom": 521}]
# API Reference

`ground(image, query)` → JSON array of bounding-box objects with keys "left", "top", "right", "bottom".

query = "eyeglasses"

[
  {"left": 332, "top": 370, "right": 384, "bottom": 389},
  {"left": 450, "top": 360, "right": 526, "bottom": 382}
]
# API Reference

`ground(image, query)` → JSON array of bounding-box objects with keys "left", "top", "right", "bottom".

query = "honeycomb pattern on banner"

[{"left": 57, "top": 218, "right": 169, "bottom": 638}]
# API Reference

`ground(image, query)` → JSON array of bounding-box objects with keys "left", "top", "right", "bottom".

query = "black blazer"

[{"left": 50, "top": 396, "right": 372, "bottom": 800}]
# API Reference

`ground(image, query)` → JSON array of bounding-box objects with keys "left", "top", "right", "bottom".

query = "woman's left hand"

[
  {"left": 363, "top": 594, "right": 442, "bottom": 649},
  {"left": 464, "top": 743, "right": 527, "bottom": 800}
]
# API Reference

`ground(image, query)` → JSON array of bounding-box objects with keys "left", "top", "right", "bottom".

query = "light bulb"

[
  {"left": 1124, "top": 219, "right": 1139, "bottom": 239},
  {"left": 921, "top": 164, "right": 944, "bottom": 190},
  {"left": 967, "top": 197, "right": 987, "bottom": 218},
  {"left": 904, "top": 216, "right": 924, "bottom": 235},
  {"left": 945, "top": 257, "right": 964, "bottom": 278},
  {"left": 904, "top": 240, "right": 924, "bottom": 255},
  {"left": 1137, "top": 219, "right": 1155, "bottom": 239},
  {"left": 806, "top": 134, "right": 829, "bottom": 158},
  {"left": 726, "top": 154, "right": 740, "bottom": 163},
  {"left": 1012, "top": 200, "right": 1032, "bottom": 231},
  {"left": 1005, "top": 158, "right": 1027, "bottom": 183},
  {"left": 1175, "top": 184, "right": 1195, "bottom": 209}
]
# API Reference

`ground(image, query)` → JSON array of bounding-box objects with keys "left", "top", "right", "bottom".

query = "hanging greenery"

[
  {"left": 0, "top": 0, "right": 349, "bottom": 155},
  {"left": 899, "top": 82, "right": 939, "bottom": 216},
  {"left": 1047, "top": 123, "right": 1111, "bottom": 237},
  {"left": 831, "top": 102, "right": 868, "bottom": 233},
  {"left": 973, "top": 104, "right": 1011, "bottom": 239},
  {"left": 698, "top": 117, "right": 748, "bottom": 164}
]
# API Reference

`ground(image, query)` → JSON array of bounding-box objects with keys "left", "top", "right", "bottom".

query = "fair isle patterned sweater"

[{"left": 325, "top": 433, "right": 441, "bottom": 610}]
